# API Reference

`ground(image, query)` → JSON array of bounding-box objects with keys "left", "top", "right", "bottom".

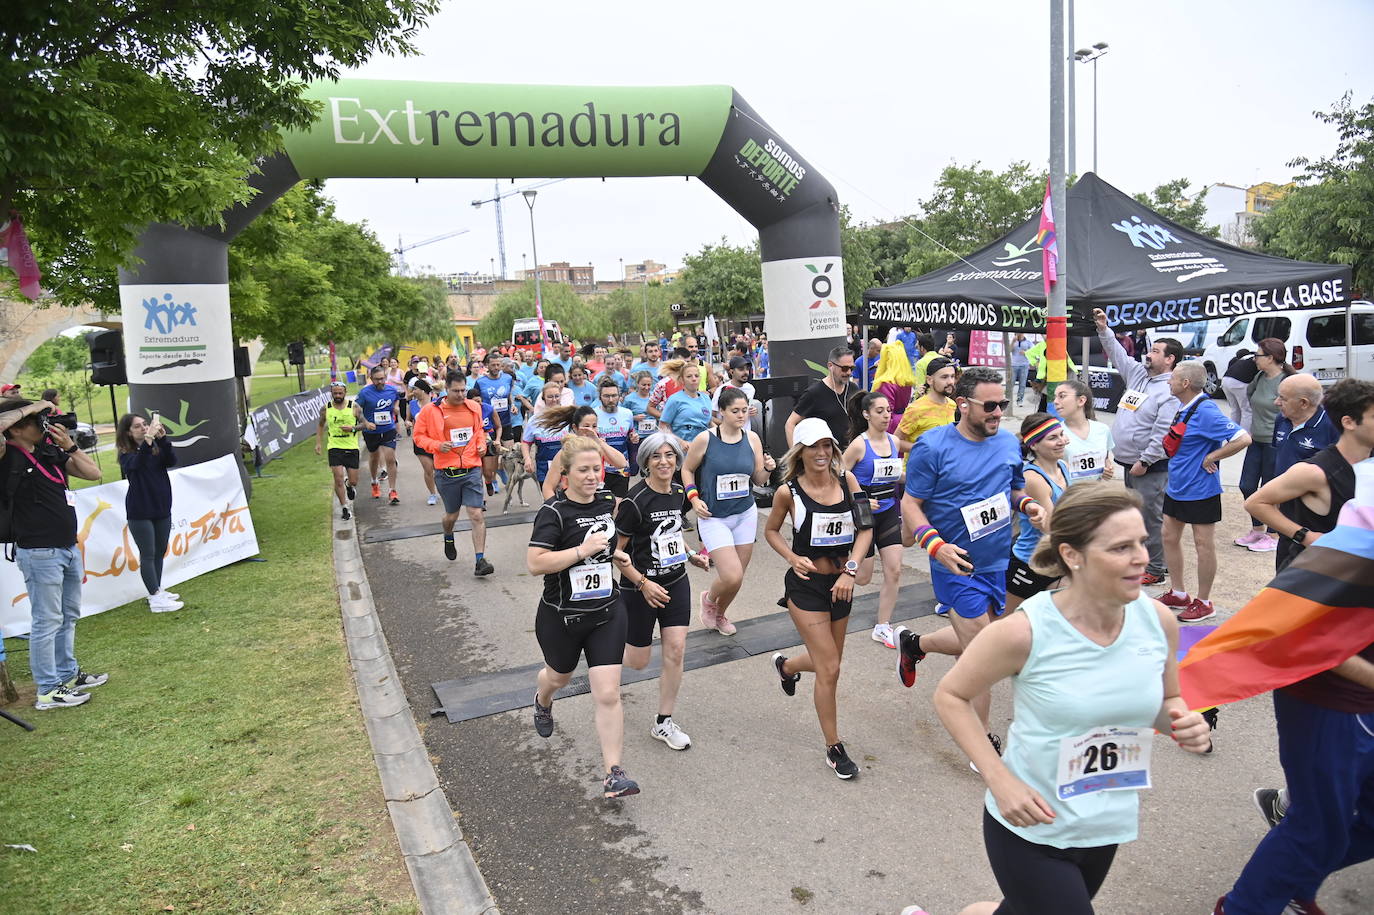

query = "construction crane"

[
  {"left": 471, "top": 178, "right": 567, "bottom": 279},
  {"left": 393, "top": 228, "right": 471, "bottom": 276}
]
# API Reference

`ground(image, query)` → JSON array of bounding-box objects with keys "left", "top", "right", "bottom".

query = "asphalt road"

[{"left": 348, "top": 425, "right": 1372, "bottom": 915}]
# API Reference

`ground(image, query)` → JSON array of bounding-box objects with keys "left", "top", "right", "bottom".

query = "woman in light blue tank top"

[
  {"left": 1006, "top": 413, "right": 1070, "bottom": 613},
  {"left": 933, "top": 484, "right": 1212, "bottom": 915}
]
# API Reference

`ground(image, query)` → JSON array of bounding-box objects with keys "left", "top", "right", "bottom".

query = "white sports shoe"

[
  {"left": 872, "top": 623, "right": 895, "bottom": 648},
  {"left": 149, "top": 592, "right": 184, "bottom": 613},
  {"left": 426, "top": 493, "right": 438, "bottom": 505},
  {"left": 651, "top": 717, "right": 691, "bottom": 750}
]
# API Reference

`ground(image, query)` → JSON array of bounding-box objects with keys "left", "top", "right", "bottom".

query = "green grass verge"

[{"left": 0, "top": 444, "right": 418, "bottom": 914}]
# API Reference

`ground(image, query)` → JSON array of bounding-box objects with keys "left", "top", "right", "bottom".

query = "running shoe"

[
  {"left": 893, "top": 625, "right": 925, "bottom": 688},
  {"left": 772, "top": 652, "right": 799, "bottom": 697},
  {"left": 533, "top": 692, "right": 554, "bottom": 738},
  {"left": 34, "top": 685, "right": 90, "bottom": 710},
  {"left": 651, "top": 717, "right": 691, "bottom": 750},
  {"left": 64, "top": 670, "right": 108, "bottom": 690},
  {"left": 426, "top": 493, "right": 438, "bottom": 506},
  {"left": 474, "top": 558, "right": 495, "bottom": 576},
  {"left": 1234, "top": 529, "right": 1265, "bottom": 548},
  {"left": 715, "top": 612, "right": 737, "bottom": 636},
  {"left": 443, "top": 538, "right": 457, "bottom": 561},
  {"left": 1254, "top": 787, "right": 1286, "bottom": 828},
  {"left": 1283, "top": 899, "right": 1328, "bottom": 914},
  {"left": 1158, "top": 590, "right": 1193, "bottom": 610},
  {"left": 826, "top": 742, "right": 859, "bottom": 780},
  {"left": 1179, "top": 598, "right": 1216, "bottom": 623},
  {"left": 1249, "top": 535, "right": 1278, "bottom": 553},
  {"left": 346, "top": 482, "right": 356, "bottom": 501},
  {"left": 485, "top": 481, "right": 495, "bottom": 496},
  {"left": 602, "top": 765, "right": 640, "bottom": 798},
  {"left": 1139, "top": 571, "right": 1167, "bottom": 586},
  {"left": 700, "top": 590, "right": 721, "bottom": 631},
  {"left": 379, "top": 468, "right": 388, "bottom": 481},
  {"left": 934, "top": 603, "right": 950, "bottom": 616},
  {"left": 371, "top": 482, "right": 381, "bottom": 499},
  {"left": 899, "top": 907, "right": 932, "bottom": 915},
  {"left": 341, "top": 506, "right": 351, "bottom": 521},
  {"left": 872, "top": 623, "right": 895, "bottom": 648},
  {"left": 388, "top": 490, "right": 399, "bottom": 506}
]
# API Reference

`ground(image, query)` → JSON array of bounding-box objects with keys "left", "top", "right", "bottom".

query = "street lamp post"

[
  {"left": 1073, "top": 42, "right": 1109, "bottom": 173},
  {"left": 641, "top": 271, "right": 649, "bottom": 341},
  {"left": 522, "top": 190, "right": 547, "bottom": 357}
]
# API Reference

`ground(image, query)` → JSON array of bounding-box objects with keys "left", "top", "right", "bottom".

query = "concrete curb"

[{"left": 332, "top": 510, "right": 501, "bottom": 915}]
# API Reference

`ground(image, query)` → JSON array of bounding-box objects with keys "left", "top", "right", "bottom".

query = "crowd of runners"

[{"left": 314, "top": 317, "right": 1374, "bottom": 915}]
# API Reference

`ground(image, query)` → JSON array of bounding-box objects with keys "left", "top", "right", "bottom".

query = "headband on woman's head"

[{"left": 1023, "top": 417, "right": 1064, "bottom": 448}]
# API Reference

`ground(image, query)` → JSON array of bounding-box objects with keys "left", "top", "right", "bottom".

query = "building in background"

[
  {"left": 1200, "top": 180, "right": 1293, "bottom": 248},
  {"left": 517, "top": 261, "right": 595, "bottom": 287}
]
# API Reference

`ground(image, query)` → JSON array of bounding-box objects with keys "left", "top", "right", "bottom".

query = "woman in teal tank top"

[{"left": 933, "top": 484, "right": 1212, "bottom": 915}]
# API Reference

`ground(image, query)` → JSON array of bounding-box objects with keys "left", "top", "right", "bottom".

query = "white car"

[{"left": 1200, "top": 300, "right": 1374, "bottom": 389}]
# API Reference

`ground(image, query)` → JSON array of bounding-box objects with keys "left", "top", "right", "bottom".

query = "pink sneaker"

[
  {"left": 1234, "top": 529, "right": 1264, "bottom": 548},
  {"left": 700, "top": 590, "right": 721, "bottom": 630},
  {"left": 715, "top": 613, "right": 737, "bottom": 636},
  {"left": 1248, "top": 535, "right": 1278, "bottom": 553}
]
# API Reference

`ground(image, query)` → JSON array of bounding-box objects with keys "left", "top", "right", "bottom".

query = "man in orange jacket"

[{"left": 414, "top": 373, "right": 495, "bottom": 576}]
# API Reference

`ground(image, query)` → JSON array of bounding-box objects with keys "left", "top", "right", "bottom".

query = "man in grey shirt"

[{"left": 1094, "top": 308, "right": 1184, "bottom": 585}]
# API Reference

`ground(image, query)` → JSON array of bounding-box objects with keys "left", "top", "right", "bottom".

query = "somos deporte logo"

[{"left": 737, "top": 137, "right": 806, "bottom": 199}]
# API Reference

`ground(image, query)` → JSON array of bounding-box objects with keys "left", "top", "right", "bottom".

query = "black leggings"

[
  {"left": 127, "top": 516, "right": 172, "bottom": 595},
  {"left": 983, "top": 809, "right": 1117, "bottom": 914}
]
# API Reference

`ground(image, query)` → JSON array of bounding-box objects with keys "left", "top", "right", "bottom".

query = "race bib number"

[
  {"left": 450, "top": 426, "right": 473, "bottom": 446},
  {"left": 1119, "top": 389, "right": 1147, "bottom": 412},
  {"left": 491, "top": 397, "right": 509, "bottom": 412},
  {"left": 811, "top": 510, "right": 854, "bottom": 547},
  {"left": 1056, "top": 726, "right": 1153, "bottom": 800},
  {"left": 570, "top": 562, "right": 613, "bottom": 601},
  {"left": 960, "top": 492, "right": 1011, "bottom": 541},
  {"left": 716, "top": 472, "right": 750, "bottom": 500},
  {"left": 637, "top": 418, "right": 657, "bottom": 434},
  {"left": 1069, "top": 450, "right": 1106, "bottom": 480},
  {"left": 373, "top": 410, "right": 392, "bottom": 424},
  {"left": 871, "top": 457, "right": 902, "bottom": 483},
  {"left": 653, "top": 531, "right": 687, "bottom": 568}
]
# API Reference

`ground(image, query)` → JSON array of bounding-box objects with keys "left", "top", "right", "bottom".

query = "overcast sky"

[{"left": 322, "top": 0, "right": 1374, "bottom": 282}]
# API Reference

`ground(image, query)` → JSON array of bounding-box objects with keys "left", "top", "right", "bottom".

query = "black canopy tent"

[{"left": 863, "top": 172, "right": 1352, "bottom": 338}]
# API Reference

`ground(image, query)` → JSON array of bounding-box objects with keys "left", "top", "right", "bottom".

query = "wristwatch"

[
  {"left": 843, "top": 559, "right": 858, "bottom": 577},
  {"left": 1292, "top": 527, "right": 1310, "bottom": 545}
]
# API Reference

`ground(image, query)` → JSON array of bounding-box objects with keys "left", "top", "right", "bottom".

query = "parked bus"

[{"left": 511, "top": 317, "right": 564, "bottom": 357}]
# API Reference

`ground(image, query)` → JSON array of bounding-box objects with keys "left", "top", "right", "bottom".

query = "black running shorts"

[
  {"left": 622, "top": 574, "right": 691, "bottom": 648},
  {"left": 535, "top": 599, "right": 628, "bottom": 674}
]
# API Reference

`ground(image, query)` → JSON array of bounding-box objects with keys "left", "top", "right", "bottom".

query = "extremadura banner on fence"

[
  {"left": 0, "top": 455, "right": 259, "bottom": 636},
  {"left": 250, "top": 385, "right": 332, "bottom": 464}
]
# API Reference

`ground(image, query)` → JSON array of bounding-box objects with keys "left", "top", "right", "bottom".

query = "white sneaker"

[
  {"left": 154, "top": 588, "right": 180, "bottom": 602},
  {"left": 426, "top": 493, "right": 438, "bottom": 505},
  {"left": 149, "top": 593, "right": 184, "bottom": 613},
  {"left": 872, "top": 623, "right": 895, "bottom": 648},
  {"left": 651, "top": 717, "right": 691, "bottom": 750}
]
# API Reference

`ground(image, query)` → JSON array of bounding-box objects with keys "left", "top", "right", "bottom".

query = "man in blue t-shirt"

[
  {"left": 354, "top": 365, "right": 402, "bottom": 504},
  {"left": 1158, "top": 362, "right": 1251, "bottom": 623},
  {"left": 474, "top": 352, "right": 515, "bottom": 443},
  {"left": 595, "top": 379, "right": 636, "bottom": 500},
  {"left": 1272, "top": 374, "right": 1339, "bottom": 475},
  {"left": 893, "top": 366, "right": 1044, "bottom": 744},
  {"left": 629, "top": 340, "right": 663, "bottom": 384}
]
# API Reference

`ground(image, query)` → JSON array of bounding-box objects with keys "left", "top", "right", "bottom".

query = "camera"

[{"left": 42, "top": 410, "right": 78, "bottom": 431}]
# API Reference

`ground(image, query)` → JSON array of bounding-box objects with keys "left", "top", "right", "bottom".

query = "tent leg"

[
  {"left": 1081, "top": 337, "right": 1091, "bottom": 382},
  {"left": 1002, "top": 332, "right": 1013, "bottom": 408}
]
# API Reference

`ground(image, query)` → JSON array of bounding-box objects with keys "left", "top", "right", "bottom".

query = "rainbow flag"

[
  {"left": 1037, "top": 179, "right": 1058, "bottom": 299},
  {"left": 1179, "top": 475, "right": 1374, "bottom": 710}
]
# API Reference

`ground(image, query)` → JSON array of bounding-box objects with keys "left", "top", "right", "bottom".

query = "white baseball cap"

[{"left": 793, "top": 417, "right": 837, "bottom": 448}]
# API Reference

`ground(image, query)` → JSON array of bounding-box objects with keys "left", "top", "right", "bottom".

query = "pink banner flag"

[
  {"left": 3, "top": 212, "right": 42, "bottom": 300},
  {"left": 1037, "top": 181, "right": 1058, "bottom": 299}
]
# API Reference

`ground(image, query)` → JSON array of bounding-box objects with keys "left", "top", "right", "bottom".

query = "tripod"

[{"left": 1, "top": 707, "right": 35, "bottom": 731}]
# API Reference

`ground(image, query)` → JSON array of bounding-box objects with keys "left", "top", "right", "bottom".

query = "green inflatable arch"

[{"left": 117, "top": 80, "right": 844, "bottom": 467}]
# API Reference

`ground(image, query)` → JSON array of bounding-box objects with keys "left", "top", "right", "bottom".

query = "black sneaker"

[
  {"left": 894, "top": 625, "right": 925, "bottom": 688},
  {"left": 64, "top": 670, "right": 108, "bottom": 690},
  {"left": 772, "top": 652, "right": 799, "bottom": 697},
  {"left": 826, "top": 742, "right": 859, "bottom": 780},
  {"left": 1254, "top": 787, "right": 1286, "bottom": 828},
  {"left": 443, "top": 538, "right": 457, "bottom": 561},
  {"left": 485, "top": 481, "right": 496, "bottom": 496},
  {"left": 341, "top": 506, "right": 351, "bottom": 521},
  {"left": 533, "top": 692, "right": 554, "bottom": 738},
  {"left": 346, "top": 482, "right": 356, "bottom": 501},
  {"left": 379, "top": 468, "right": 388, "bottom": 481},
  {"left": 603, "top": 765, "right": 640, "bottom": 798},
  {"left": 474, "top": 557, "right": 494, "bottom": 576}
]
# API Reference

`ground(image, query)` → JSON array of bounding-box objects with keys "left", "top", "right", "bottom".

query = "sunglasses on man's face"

[
  {"left": 830, "top": 362, "right": 855, "bottom": 373},
  {"left": 970, "top": 399, "right": 1011, "bottom": 413}
]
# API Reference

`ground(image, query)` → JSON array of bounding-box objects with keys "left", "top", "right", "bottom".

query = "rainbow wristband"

[
  {"left": 915, "top": 525, "right": 946, "bottom": 557},
  {"left": 685, "top": 485, "right": 701, "bottom": 501},
  {"left": 1016, "top": 496, "right": 1037, "bottom": 514}
]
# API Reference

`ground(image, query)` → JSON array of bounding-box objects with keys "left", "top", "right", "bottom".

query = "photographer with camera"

[{"left": 0, "top": 397, "right": 106, "bottom": 710}]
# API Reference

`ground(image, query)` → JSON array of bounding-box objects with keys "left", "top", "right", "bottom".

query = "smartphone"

[{"left": 150, "top": 410, "right": 160, "bottom": 427}]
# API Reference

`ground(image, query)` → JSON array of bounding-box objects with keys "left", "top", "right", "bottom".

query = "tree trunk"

[{"left": 0, "top": 660, "right": 18, "bottom": 704}]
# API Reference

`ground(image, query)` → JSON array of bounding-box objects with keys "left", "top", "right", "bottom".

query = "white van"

[{"left": 1200, "top": 301, "right": 1374, "bottom": 388}]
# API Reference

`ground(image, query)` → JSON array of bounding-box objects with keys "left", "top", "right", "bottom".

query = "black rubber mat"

[
  {"left": 362, "top": 509, "right": 540, "bottom": 543},
  {"left": 429, "top": 581, "right": 939, "bottom": 723}
]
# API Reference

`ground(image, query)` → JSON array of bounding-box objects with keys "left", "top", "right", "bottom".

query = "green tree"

[
  {"left": 839, "top": 206, "right": 879, "bottom": 308},
  {"left": 1254, "top": 94, "right": 1374, "bottom": 294},
  {"left": 1134, "top": 179, "right": 1215, "bottom": 235},
  {"left": 598, "top": 281, "right": 677, "bottom": 340},
  {"left": 677, "top": 238, "right": 763, "bottom": 319},
  {"left": 476, "top": 281, "right": 598, "bottom": 346},
  {"left": 2, "top": 0, "right": 436, "bottom": 311}
]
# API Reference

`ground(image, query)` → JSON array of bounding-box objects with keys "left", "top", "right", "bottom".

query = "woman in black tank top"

[{"left": 765, "top": 417, "right": 873, "bottom": 780}]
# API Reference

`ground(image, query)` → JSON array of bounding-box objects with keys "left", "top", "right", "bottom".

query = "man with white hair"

[
  {"left": 1158, "top": 361, "right": 1251, "bottom": 622},
  {"left": 1271, "top": 373, "right": 1338, "bottom": 476}
]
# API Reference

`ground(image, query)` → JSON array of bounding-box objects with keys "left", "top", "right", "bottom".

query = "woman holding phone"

[{"left": 117, "top": 412, "right": 183, "bottom": 612}]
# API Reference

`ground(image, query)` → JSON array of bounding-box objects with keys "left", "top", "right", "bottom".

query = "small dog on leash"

[{"left": 499, "top": 444, "right": 534, "bottom": 511}]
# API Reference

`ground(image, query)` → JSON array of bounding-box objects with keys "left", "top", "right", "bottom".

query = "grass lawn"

[{"left": 0, "top": 445, "right": 417, "bottom": 914}]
